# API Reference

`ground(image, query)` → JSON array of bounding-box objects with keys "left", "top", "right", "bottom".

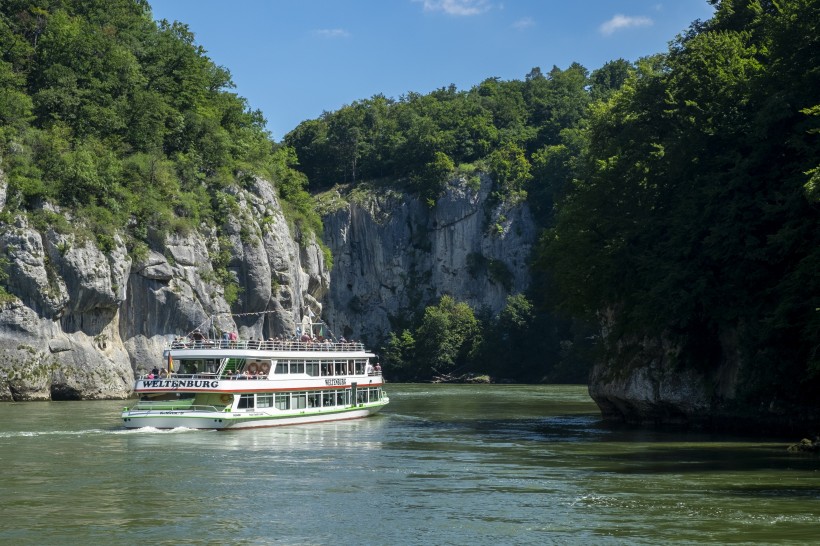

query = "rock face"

[
  {"left": 321, "top": 175, "right": 537, "bottom": 343},
  {"left": 587, "top": 312, "right": 820, "bottom": 433},
  {"left": 588, "top": 333, "right": 715, "bottom": 426},
  {"left": 0, "top": 175, "right": 328, "bottom": 401},
  {"left": 0, "top": 169, "right": 534, "bottom": 401}
]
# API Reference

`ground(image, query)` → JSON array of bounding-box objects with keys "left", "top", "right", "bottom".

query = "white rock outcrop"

[
  {"left": 321, "top": 175, "right": 537, "bottom": 343},
  {"left": 0, "top": 177, "right": 327, "bottom": 400}
]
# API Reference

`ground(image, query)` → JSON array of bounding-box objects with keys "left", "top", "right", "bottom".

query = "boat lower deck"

[{"left": 122, "top": 398, "right": 389, "bottom": 430}]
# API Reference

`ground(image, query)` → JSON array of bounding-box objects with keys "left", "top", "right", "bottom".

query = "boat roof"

[{"left": 166, "top": 348, "right": 376, "bottom": 359}]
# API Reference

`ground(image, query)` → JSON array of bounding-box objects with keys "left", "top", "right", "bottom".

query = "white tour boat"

[{"left": 121, "top": 319, "right": 388, "bottom": 430}]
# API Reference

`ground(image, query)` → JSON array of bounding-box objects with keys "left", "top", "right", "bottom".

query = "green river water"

[{"left": 0, "top": 384, "right": 817, "bottom": 545}]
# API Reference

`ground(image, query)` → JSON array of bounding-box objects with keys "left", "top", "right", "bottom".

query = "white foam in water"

[{"left": 0, "top": 426, "right": 209, "bottom": 439}]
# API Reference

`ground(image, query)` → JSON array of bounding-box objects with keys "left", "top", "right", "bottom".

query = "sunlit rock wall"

[
  {"left": 0, "top": 175, "right": 328, "bottom": 401},
  {"left": 321, "top": 175, "right": 537, "bottom": 344}
]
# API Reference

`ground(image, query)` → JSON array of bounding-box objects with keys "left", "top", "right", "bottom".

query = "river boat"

[{"left": 121, "top": 319, "right": 388, "bottom": 430}]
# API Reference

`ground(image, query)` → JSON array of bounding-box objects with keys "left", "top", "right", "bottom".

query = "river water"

[{"left": 0, "top": 384, "right": 817, "bottom": 545}]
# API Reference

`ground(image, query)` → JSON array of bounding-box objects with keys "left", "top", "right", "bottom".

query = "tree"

[
  {"left": 414, "top": 296, "right": 481, "bottom": 378},
  {"left": 381, "top": 330, "right": 416, "bottom": 380},
  {"left": 488, "top": 142, "right": 531, "bottom": 203},
  {"left": 540, "top": 0, "right": 820, "bottom": 409}
]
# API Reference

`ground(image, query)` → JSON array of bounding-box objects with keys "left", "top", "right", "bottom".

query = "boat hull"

[{"left": 122, "top": 400, "right": 389, "bottom": 430}]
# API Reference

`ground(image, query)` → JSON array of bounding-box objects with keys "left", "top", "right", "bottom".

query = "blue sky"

[{"left": 149, "top": 1, "right": 716, "bottom": 141}]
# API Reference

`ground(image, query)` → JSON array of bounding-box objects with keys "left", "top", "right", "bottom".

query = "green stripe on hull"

[{"left": 122, "top": 400, "right": 389, "bottom": 429}]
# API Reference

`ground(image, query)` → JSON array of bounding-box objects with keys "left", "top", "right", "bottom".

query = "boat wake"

[{"left": 0, "top": 426, "right": 207, "bottom": 439}]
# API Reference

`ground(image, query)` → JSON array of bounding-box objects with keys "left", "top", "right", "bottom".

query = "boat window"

[
  {"left": 275, "top": 361, "right": 288, "bottom": 374},
  {"left": 237, "top": 394, "right": 254, "bottom": 409},
  {"left": 322, "top": 392, "right": 335, "bottom": 406},
  {"left": 204, "top": 359, "right": 218, "bottom": 374},
  {"left": 292, "top": 360, "right": 305, "bottom": 374},
  {"left": 336, "top": 390, "right": 346, "bottom": 405},
  {"left": 257, "top": 393, "right": 273, "bottom": 408},
  {"left": 275, "top": 393, "right": 290, "bottom": 410},
  {"left": 354, "top": 360, "right": 364, "bottom": 374},
  {"left": 293, "top": 393, "right": 307, "bottom": 409},
  {"left": 307, "top": 391, "right": 320, "bottom": 407},
  {"left": 306, "top": 362, "right": 319, "bottom": 376},
  {"left": 179, "top": 360, "right": 200, "bottom": 375}
]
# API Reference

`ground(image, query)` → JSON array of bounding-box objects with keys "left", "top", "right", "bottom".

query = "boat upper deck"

[{"left": 170, "top": 338, "right": 366, "bottom": 353}]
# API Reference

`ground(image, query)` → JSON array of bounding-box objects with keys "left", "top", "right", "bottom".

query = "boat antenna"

[{"left": 183, "top": 316, "right": 213, "bottom": 339}]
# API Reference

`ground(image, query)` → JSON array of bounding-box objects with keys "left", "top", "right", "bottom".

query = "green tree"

[
  {"left": 540, "top": 0, "right": 820, "bottom": 409},
  {"left": 381, "top": 330, "right": 416, "bottom": 380},
  {"left": 0, "top": 0, "right": 321, "bottom": 261},
  {"left": 414, "top": 295, "right": 481, "bottom": 378},
  {"left": 488, "top": 142, "right": 531, "bottom": 203}
]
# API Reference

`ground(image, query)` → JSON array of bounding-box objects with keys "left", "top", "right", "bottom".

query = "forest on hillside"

[
  {"left": 286, "top": 0, "right": 819, "bottom": 403},
  {"left": 0, "top": 1, "right": 818, "bottom": 400},
  {"left": 0, "top": 0, "right": 320, "bottom": 306}
]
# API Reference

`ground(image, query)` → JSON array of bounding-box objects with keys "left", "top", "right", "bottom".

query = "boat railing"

[
  {"left": 128, "top": 403, "right": 225, "bottom": 413},
  {"left": 139, "top": 373, "right": 266, "bottom": 380},
  {"left": 169, "top": 339, "right": 366, "bottom": 352},
  {"left": 140, "top": 370, "right": 382, "bottom": 380}
]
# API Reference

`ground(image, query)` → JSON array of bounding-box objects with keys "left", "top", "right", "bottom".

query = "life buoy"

[
  {"left": 220, "top": 394, "right": 233, "bottom": 404},
  {"left": 259, "top": 362, "right": 271, "bottom": 374},
  {"left": 247, "top": 362, "right": 259, "bottom": 374}
]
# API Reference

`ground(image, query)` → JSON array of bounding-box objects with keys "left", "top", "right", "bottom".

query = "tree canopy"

[
  {"left": 293, "top": 0, "right": 818, "bottom": 393},
  {"left": 2, "top": 0, "right": 817, "bottom": 395},
  {"left": 0, "top": 0, "right": 318, "bottom": 252},
  {"left": 541, "top": 0, "right": 820, "bottom": 403}
]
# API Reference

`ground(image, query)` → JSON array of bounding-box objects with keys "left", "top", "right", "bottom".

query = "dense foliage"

[
  {"left": 541, "top": 0, "right": 820, "bottom": 404},
  {"left": 284, "top": 62, "right": 629, "bottom": 211},
  {"left": 3, "top": 0, "right": 817, "bottom": 397},
  {"left": 382, "top": 293, "right": 593, "bottom": 383},
  {"left": 291, "top": 0, "right": 819, "bottom": 393},
  {"left": 0, "top": 0, "right": 318, "bottom": 258}
]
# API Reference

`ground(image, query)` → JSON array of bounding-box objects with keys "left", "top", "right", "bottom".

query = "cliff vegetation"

[
  {"left": 288, "top": 0, "right": 820, "bottom": 427},
  {"left": 0, "top": 0, "right": 330, "bottom": 400},
  {"left": 0, "top": 0, "right": 320, "bottom": 260},
  {"left": 0, "top": 0, "right": 817, "bottom": 430}
]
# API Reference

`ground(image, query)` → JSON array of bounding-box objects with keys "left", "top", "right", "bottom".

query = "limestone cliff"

[
  {"left": 587, "top": 310, "right": 820, "bottom": 433},
  {"left": 0, "top": 168, "right": 538, "bottom": 401},
  {"left": 320, "top": 175, "right": 537, "bottom": 344},
  {"left": 0, "top": 173, "right": 328, "bottom": 401}
]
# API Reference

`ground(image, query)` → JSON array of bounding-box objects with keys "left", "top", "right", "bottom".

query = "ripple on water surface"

[{"left": 0, "top": 387, "right": 818, "bottom": 545}]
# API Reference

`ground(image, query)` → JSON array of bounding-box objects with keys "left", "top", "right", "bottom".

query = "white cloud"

[
  {"left": 313, "top": 28, "right": 351, "bottom": 39},
  {"left": 512, "top": 17, "right": 535, "bottom": 30},
  {"left": 599, "top": 14, "right": 653, "bottom": 36},
  {"left": 415, "top": 0, "right": 492, "bottom": 16}
]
